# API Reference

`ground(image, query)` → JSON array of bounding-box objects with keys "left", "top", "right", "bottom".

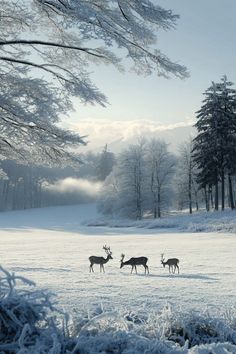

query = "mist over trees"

[{"left": 0, "top": 147, "right": 115, "bottom": 211}]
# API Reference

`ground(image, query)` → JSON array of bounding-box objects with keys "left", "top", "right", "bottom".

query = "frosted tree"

[
  {"left": 146, "top": 139, "right": 175, "bottom": 218},
  {"left": 99, "top": 139, "right": 147, "bottom": 219},
  {"left": 193, "top": 76, "right": 236, "bottom": 211},
  {"left": 117, "top": 139, "right": 147, "bottom": 219},
  {"left": 98, "top": 169, "right": 119, "bottom": 216},
  {"left": 220, "top": 77, "right": 236, "bottom": 210},
  {"left": 99, "top": 138, "right": 176, "bottom": 219},
  {"left": 175, "top": 139, "right": 199, "bottom": 213},
  {"left": 0, "top": 0, "right": 188, "bottom": 164}
]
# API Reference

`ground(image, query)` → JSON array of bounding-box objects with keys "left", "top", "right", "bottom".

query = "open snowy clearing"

[{"left": 0, "top": 204, "right": 235, "bottom": 316}]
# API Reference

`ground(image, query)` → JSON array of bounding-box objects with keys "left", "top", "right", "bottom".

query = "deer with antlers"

[
  {"left": 89, "top": 245, "right": 113, "bottom": 273},
  {"left": 120, "top": 254, "right": 149, "bottom": 274},
  {"left": 161, "top": 253, "right": 180, "bottom": 274}
]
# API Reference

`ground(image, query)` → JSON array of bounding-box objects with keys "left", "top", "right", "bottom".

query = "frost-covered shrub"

[
  {"left": 158, "top": 306, "right": 236, "bottom": 348},
  {"left": 1, "top": 266, "right": 236, "bottom": 353},
  {"left": 0, "top": 266, "right": 74, "bottom": 353}
]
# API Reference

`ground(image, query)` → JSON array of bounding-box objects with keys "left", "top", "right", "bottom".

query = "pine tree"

[{"left": 193, "top": 76, "right": 236, "bottom": 210}]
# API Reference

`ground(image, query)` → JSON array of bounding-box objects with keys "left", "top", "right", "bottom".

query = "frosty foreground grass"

[{"left": 0, "top": 266, "right": 236, "bottom": 353}]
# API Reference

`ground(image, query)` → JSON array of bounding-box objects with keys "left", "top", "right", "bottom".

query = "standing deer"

[
  {"left": 120, "top": 254, "right": 149, "bottom": 274},
  {"left": 161, "top": 253, "right": 180, "bottom": 274},
  {"left": 89, "top": 245, "right": 113, "bottom": 273}
]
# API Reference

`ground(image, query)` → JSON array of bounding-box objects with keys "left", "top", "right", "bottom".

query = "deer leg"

[
  {"left": 146, "top": 265, "right": 149, "bottom": 274},
  {"left": 90, "top": 264, "right": 94, "bottom": 273},
  {"left": 131, "top": 266, "right": 134, "bottom": 274},
  {"left": 135, "top": 265, "right": 137, "bottom": 274},
  {"left": 143, "top": 264, "right": 147, "bottom": 274},
  {"left": 102, "top": 264, "right": 105, "bottom": 273},
  {"left": 176, "top": 265, "right": 179, "bottom": 274},
  {"left": 169, "top": 266, "right": 171, "bottom": 274}
]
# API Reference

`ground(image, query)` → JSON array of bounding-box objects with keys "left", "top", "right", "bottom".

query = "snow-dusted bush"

[
  {"left": 158, "top": 306, "right": 236, "bottom": 348},
  {"left": 1, "top": 266, "right": 236, "bottom": 353},
  {"left": 0, "top": 266, "right": 74, "bottom": 353},
  {"left": 71, "top": 306, "right": 236, "bottom": 353}
]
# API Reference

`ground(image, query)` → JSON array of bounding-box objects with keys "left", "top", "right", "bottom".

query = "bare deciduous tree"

[
  {"left": 147, "top": 139, "right": 176, "bottom": 218},
  {"left": 176, "top": 139, "right": 199, "bottom": 213}
]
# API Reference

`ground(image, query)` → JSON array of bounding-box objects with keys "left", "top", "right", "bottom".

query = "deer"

[
  {"left": 120, "top": 254, "right": 149, "bottom": 274},
  {"left": 161, "top": 253, "right": 180, "bottom": 274},
  {"left": 89, "top": 245, "right": 113, "bottom": 273}
]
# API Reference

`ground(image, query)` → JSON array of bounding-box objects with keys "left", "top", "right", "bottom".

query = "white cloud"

[{"left": 63, "top": 118, "right": 195, "bottom": 152}]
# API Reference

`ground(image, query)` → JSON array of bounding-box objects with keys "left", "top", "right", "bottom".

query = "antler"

[
  {"left": 161, "top": 253, "right": 165, "bottom": 261},
  {"left": 103, "top": 245, "right": 112, "bottom": 255},
  {"left": 120, "top": 253, "right": 125, "bottom": 262}
]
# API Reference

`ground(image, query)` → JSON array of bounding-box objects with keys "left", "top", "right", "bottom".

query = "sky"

[{"left": 64, "top": 1, "right": 236, "bottom": 152}]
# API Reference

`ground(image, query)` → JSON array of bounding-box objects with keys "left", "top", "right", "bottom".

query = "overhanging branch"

[{"left": 0, "top": 40, "right": 106, "bottom": 59}]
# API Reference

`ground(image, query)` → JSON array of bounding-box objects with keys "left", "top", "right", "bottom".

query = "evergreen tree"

[{"left": 193, "top": 76, "right": 236, "bottom": 210}]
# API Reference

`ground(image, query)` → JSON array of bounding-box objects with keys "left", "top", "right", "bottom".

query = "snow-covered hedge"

[{"left": 0, "top": 266, "right": 236, "bottom": 353}]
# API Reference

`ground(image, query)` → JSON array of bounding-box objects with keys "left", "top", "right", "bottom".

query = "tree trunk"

[
  {"left": 157, "top": 187, "right": 161, "bottom": 218},
  {"left": 2, "top": 179, "right": 9, "bottom": 211},
  {"left": 154, "top": 205, "right": 157, "bottom": 219},
  {"left": 195, "top": 198, "right": 199, "bottom": 211},
  {"left": 228, "top": 174, "right": 235, "bottom": 210},
  {"left": 23, "top": 175, "right": 28, "bottom": 209},
  {"left": 188, "top": 168, "right": 192, "bottom": 214},
  {"left": 221, "top": 167, "right": 225, "bottom": 211},
  {"left": 210, "top": 186, "right": 214, "bottom": 209},
  {"left": 204, "top": 186, "right": 209, "bottom": 211},
  {"left": 193, "top": 186, "right": 199, "bottom": 211},
  {"left": 215, "top": 170, "right": 219, "bottom": 211},
  {"left": 12, "top": 178, "right": 18, "bottom": 210}
]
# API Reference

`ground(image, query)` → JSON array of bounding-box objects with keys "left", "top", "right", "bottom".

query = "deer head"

[{"left": 103, "top": 245, "right": 113, "bottom": 259}]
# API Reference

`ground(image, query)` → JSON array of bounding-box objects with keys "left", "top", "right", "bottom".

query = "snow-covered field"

[
  {"left": 0, "top": 204, "right": 235, "bottom": 314},
  {"left": 1, "top": 204, "right": 236, "bottom": 352}
]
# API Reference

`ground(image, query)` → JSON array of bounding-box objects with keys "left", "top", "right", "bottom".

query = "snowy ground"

[{"left": 0, "top": 204, "right": 235, "bottom": 317}]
